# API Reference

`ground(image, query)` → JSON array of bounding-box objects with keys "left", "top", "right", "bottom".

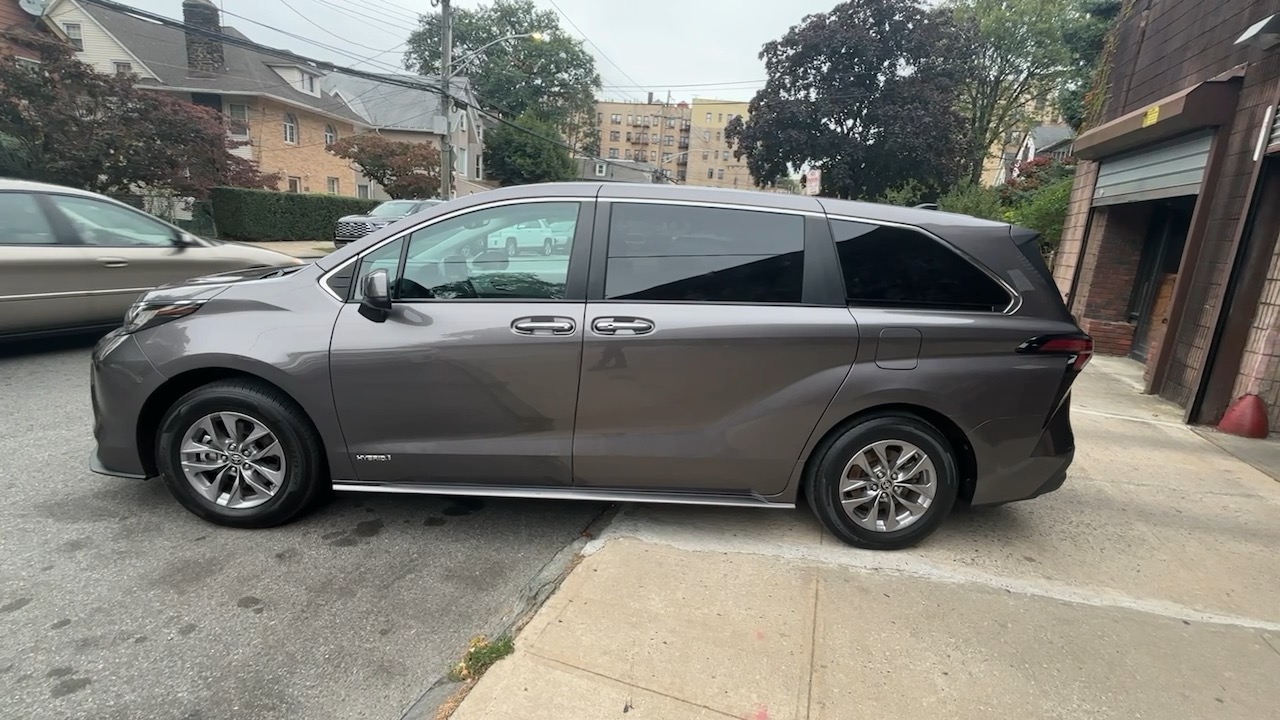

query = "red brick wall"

[
  {"left": 1069, "top": 203, "right": 1151, "bottom": 354},
  {"left": 1052, "top": 161, "right": 1098, "bottom": 301}
]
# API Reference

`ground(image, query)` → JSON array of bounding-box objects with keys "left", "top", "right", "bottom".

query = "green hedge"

[{"left": 210, "top": 187, "right": 379, "bottom": 241}]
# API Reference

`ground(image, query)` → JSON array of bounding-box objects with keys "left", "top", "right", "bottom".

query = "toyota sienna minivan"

[{"left": 90, "top": 183, "right": 1089, "bottom": 550}]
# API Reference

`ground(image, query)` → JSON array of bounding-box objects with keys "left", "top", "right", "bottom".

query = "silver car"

[
  {"left": 90, "top": 182, "right": 1088, "bottom": 550},
  {"left": 0, "top": 180, "right": 301, "bottom": 339}
]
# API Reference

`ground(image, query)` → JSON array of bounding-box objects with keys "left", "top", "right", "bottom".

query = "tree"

[
  {"left": 937, "top": 182, "right": 1005, "bottom": 220},
  {"left": 0, "top": 41, "right": 276, "bottom": 196},
  {"left": 1057, "top": 0, "right": 1122, "bottom": 131},
  {"left": 329, "top": 134, "right": 441, "bottom": 199},
  {"left": 941, "top": 0, "right": 1081, "bottom": 182},
  {"left": 726, "top": 0, "right": 972, "bottom": 200},
  {"left": 483, "top": 113, "right": 575, "bottom": 186},
  {"left": 404, "top": 0, "right": 600, "bottom": 134}
]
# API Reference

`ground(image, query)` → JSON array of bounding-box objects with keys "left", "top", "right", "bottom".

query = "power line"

[
  {"left": 545, "top": 0, "right": 644, "bottom": 102},
  {"left": 278, "top": 0, "right": 404, "bottom": 56}
]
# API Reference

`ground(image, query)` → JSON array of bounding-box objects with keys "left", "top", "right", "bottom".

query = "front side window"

[
  {"left": 604, "top": 203, "right": 803, "bottom": 304},
  {"left": 283, "top": 113, "right": 298, "bottom": 144},
  {"left": 391, "top": 202, "right": 581, "bottom": 301},
  {"left": 832, "top": 220, "right": 1012, "bottom": 312},
  {"left": 47, "top": 195, "right": 174, "bottom": 247},
  {"left": 352, "top": 237, "right": 405, "bottom": 301},
  {"left": 0, "top": 193, "right": 56, "bottom": 245}
]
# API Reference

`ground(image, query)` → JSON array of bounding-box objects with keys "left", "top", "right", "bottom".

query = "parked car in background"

[
  {"left": 486, "top": 217, "right": 575, "bottom": 255},
  {"left": 89, "top": 183, "right": 1088, "bottom": 551},
  {"left": 0, "top": 179, "right": 301, "bottom": 340},
  {"left": 334, "top": 199, "right": 443, "bottom": 248}
]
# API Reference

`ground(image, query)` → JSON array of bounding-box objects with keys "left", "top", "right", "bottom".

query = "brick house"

[
  {"left": 1054, "top": 0, "right": 1280, "bottom": 430},
  {"left": 0, "top": 0, "right": 69, "bottom": 64},
  {"left": 44, "top": 0, "right": 369, "bottom": 195}
]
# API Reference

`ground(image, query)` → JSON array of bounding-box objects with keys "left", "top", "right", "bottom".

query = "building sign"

[{"left": 1142, "top": 106, "right": 1160, "bottom": 127}]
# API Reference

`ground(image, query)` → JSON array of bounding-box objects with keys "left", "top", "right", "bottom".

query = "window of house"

[
  {"left": 609, "top": 130, "right": 620, "bottom": 141},
  {"left": 597, "top": 112, "right": 602, "bottom": 124},
  {"left": 702, "top": 151, "right": 709, "bottom": 161},
  {"left": 306, "top": 75, "right": 316, "bottom": 93},
  {"left": 326, "top": 177, "right": 340, "bottom": 194},
  {"left": 604, "top": 203, "right": 804, "bottom": 304},
  {"left": 394, "top": 202, "right": 581, "bottom": 300},
  {"left": 625, "top": 149, "right": 632, "bottom": 159},
  {"left": 627, "top": 114, "right": 634, "bottom": 124},
  {"left": 625, "top": 131, "right": 632, "bottom": 141},
  {"left": 595, "top": 162, "right": 607, "bottom": 176},
  {"left": 456, "top": 147, "right": 469, "bottom": 176},
  {"left": 640, "top": 133, "right": 648, "bottom": 143},
  {"left": 283, "top": 113, "right": 298, "bottom": 144},
  {"left": 611, "top": 113, "right": 621, "bottom": 124},
  {"left": 357, "top": 183, "right": 371, "bottom": 199},
  {"left": 707, "top": 168, "right": 714, "bottom": 179},
  {"left": 15, "top": 57, "right": 40, "bottom": 72},
  {"left": 831, "top": 220, "right": 1012, "bottom": 312},
  {"left": 324, "top": 124, "right": 336, "bottom": 145},
  {"left": 718, "top": 113, "right": 723, "bottom": 122},
  {"left": 287, "top": 176, "right": 301, "bottom": 193},
  {"left": 677, "top": 170, "right": 687, "bottom": 182},
  {"left": 63, "top": 23, "right": 83, "bottom": 51},
  {"left": 227, "top": 103, "right": 249, "bottom": 136},
  {"left": 47, "top": 195, "right": 175, "bottom": 247},
  {"left": 714, "top": 150, "right": 720, "bottom": 160},
  {"left": 662, "top": 135, "right": 671, "bottom": 146},
  {"left": 717, "top": 169, "right": 725, "bottom": 180},
  {"left": 705, "top": 112, "right": 712, "bottom": 123},
  {"left": 666, "top": 118, "right": 674, "bottom": 128},
  {"left": 716, "top": 131, "right": 721, "bottom": 142},
  {"left": 663, "top": 153, "right": 672, "bottom": 163},
  {"left": 703, "top": 130, "right": 711, "bottom": 142},
  {"left": 0, "top": 193, "right": 56, "bottom": 245},
  {"left": 114, "top": 62, "right": 132, "bottom": 75},
  {"left": 643, "top": 115, "right": 650, "bottom": 125},
  {"left": 608, "top": 148, "right": 619, "bottom": 159}
]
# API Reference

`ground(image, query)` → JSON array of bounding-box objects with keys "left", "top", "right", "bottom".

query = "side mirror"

[
  {"left": 358, "top": 269, "right": 393, "bottom": 322},
  {"left": 172, "top": 230, "right": 197, "bottom": 248}
]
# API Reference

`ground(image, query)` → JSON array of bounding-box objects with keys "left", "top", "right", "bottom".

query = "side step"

[{"left": 331, "top": 482, "right": 795, "bottom": 509}]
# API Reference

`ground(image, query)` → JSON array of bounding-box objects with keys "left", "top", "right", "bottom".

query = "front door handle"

[
  {"left": 592, "top": 317, "right": 654, "bottom": 335},
  {"left": 511, "top": 317, "right": 576, "bottom": 336},
  {"left": 99, "top": 257, "right": 128, "bottom": 268}
]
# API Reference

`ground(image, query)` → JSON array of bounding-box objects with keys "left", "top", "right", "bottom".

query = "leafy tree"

[
  {"left": 404, "top": 0, "right": 600, "bottom": 134},
  {"left": 726, "top": 0, "right": 971, "bottom": 200},
  {"left": 1009, "top": 176, "right": 1072, "bottom": 253},
  {"left": 937, "top": 182, "right": 1005, "bottom": 221},
  {"left": 483, "top": 112, "right": 575, "bottom": 186},
  {"left": 877, "top": 179, "right": 928, "bottom": 206},
  {"left": 941, "top": 0, "right": 1080, "bottom": 182},
  {"left": 329, "top": 134, "right": 441, "bottom": 199},
  {"left": 1058, "top": 0, "right": 1122, "bottom": 131},
  {"left": 1001, "top": 156, "right": 1075, "bottom": 205},
  {"left": 0, "top": 41, "right": 276, "bottom": 196}
]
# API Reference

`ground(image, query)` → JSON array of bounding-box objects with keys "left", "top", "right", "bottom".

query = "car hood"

[
  {"left": 139, "top": 264, "right": 309, "bottom": 305},
  {"left": 339, "top": 213, "right": 401, "bottom": 223}
]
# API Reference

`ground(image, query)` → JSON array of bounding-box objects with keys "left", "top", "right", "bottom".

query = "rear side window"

[
  {"left": 605, "top": 203, "right": 803, "bottom": 303},
  {"left": 832, "top": 220, "right": 1012, "bottom": 312},
  {"left": 0, "top": 193, "right": 56, "bottom": 245}
]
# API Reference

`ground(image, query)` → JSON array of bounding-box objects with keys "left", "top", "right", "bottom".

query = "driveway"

[{"left": 0, "top": 338, "right": 603, "bottom": 720}]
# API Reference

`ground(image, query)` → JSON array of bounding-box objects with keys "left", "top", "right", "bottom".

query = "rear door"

[
  {"left": 0, "top": 191, "right": 86, "bottom": 335},
  {"left": 571, "top": 199, "right": 859, "bottom": 497}
]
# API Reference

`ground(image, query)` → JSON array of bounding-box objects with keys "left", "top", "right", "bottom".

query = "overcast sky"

[{"left": 124, "top": 0, "right": 840, "bottom": 103}]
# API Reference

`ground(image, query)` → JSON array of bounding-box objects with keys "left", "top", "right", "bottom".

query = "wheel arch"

[{"left": 797, "top": 403, "right": 977, "bottom": 504}]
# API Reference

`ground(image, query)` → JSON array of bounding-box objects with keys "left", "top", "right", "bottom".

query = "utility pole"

[{"left": 437, "top": 0, "right": 453, "bottom": 200}]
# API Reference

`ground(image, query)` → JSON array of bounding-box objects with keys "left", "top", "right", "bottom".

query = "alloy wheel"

[
  {"left": 179, "top": 411, "right": 287, "bottom": 509},
  {"left": 837, "top": 440, "right": 936, "bottom": 532}
]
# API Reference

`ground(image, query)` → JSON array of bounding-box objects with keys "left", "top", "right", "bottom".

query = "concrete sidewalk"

[
  {"left": 446, "top": 358, "right": 1280, "bottom": 720},
  {"left": 240, "top": 240, "right": 332, "bottom": 258}
]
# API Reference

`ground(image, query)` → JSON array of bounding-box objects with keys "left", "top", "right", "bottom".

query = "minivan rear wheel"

[
  {"left": 156, "top": 379, "right": 324, "bottom": 528},
  {"left": 805, "top": 415, "right": 958, "bottom": 550}
]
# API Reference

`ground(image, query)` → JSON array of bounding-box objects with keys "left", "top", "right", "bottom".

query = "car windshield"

[{"left": 369, "top": 200, "right": 420, "bottom": 218}]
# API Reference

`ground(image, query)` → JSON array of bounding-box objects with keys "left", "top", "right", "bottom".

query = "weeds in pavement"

[{"left": 448, "top": 635, "right": 515, "bottom": 682}]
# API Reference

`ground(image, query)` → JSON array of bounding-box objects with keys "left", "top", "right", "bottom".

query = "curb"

[{"left": 400, "top": 504, "right": 620, "bottom": 720}]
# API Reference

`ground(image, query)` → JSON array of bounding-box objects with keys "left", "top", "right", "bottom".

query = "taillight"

[{"left": 1017, "top": 334, "right": 1093, "bottom": 372}]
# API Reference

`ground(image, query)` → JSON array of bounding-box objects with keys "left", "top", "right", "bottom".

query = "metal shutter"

[
  {"left": 1270, "top": 106, "right": 1280, "bottom": 148},
  {"left": 1093, "top": 131, "right": 1213, "bottom": 206}
]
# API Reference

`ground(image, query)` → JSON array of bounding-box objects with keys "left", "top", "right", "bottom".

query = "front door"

[
  {"left": 329, "top": 200, "right": 593, "bottom": 486},
  {"left": 1128, "top": 197, "right": 1193, "bottom": 362},
  {"left": 572, "top": 201, "right": 857, "bottom": 497}
]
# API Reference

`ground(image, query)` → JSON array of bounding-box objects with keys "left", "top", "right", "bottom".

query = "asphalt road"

[{"left": 0, "top": 337, "right": 604, "bottom": 720}]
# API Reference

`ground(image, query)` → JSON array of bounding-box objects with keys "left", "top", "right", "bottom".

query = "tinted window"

[
  {"left": 605, "top": 203, "right": 803, "bottom": 303},
  {"left": 0, "top": 193, "right": 57, "bottom": 245},
  {"left": 832, "top": 220, "right": 1011, "bottom": 312},
  {"left": 397, "top": 202, "right": 579, "bottom": 300},
  {"left": 47, "top": 195, "right": 174, "bottom": 247}
]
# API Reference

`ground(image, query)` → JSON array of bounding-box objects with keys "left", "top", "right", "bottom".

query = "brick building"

[
  {"left": 595, "top": 97, "right": 691, "bottom": 182},
  {"left": 1054, "top": 0, "right": 1280, "bottom": 430}
]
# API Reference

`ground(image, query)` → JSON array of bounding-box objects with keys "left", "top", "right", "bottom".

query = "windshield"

[{"left": 369, "top": 200, "right": 420, "bottom": 218}]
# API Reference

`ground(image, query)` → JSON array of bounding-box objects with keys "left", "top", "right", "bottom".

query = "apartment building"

[
  {"left": 596, "top": 97, "right": 691, "bottom": 182},
  {"left": 685, "top": 98, "right": 751, "bottom": 189}
]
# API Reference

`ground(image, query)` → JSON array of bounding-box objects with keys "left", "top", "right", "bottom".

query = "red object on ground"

[{"left": 1217, "top": 394, "right": 1270, "bottom": 439}]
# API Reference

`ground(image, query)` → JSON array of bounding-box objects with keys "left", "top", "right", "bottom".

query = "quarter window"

[
  {"left": 47, "top": 195, "right": 174, "bottom": 247},
  {"left": 393, "top": 202, "right": 581, "bottom": 301},
  {"left": 0, "top": 193, "right": 56, "bottom": 245},
  {"left": 604, "top": 203, "right": 803, "bottom": 304},
  {"left": 831, "top": 220, "right": 1012, "bottom": 312}
]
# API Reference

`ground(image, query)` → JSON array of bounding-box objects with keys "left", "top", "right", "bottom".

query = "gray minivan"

[{"left": 89, "top": 183, "right": 1090, "bottom": 550}]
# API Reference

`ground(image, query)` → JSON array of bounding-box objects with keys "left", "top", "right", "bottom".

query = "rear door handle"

[
  {"left": 511, "top": 317, "right": 576, "bottom": 336},
  {"left": 99, "top": 257, "right": 128, "bottom": 268},
  {"left": 592, "top": 317, "right": 654, "bottom": 335}
]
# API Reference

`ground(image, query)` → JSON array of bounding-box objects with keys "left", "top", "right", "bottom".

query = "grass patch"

[{"left": 448, "top": 635, "right": 515, "bottom": 682}]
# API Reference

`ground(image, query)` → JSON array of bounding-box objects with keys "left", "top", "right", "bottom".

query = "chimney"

[
  {"left": 647, "top": 91, "right": 654, "bottom": 105},
  {"left": 183, "top": 0, "right": 224, "bottom": 76}
]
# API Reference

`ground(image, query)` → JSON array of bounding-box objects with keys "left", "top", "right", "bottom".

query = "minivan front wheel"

[
  {"left": 156, "top": 380, "right": 324, "bottom": 528},
  {"left": 806, "top": 415, "right": 958, "bottom": 550}
]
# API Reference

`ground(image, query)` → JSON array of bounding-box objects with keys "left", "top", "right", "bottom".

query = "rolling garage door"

[{"left": 1093, "top": 131, "right": 1213, "bottom": 206}]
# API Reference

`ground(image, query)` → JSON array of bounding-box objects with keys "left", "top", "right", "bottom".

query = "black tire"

[
  {"left": 156, "top": 379, "right": 325, "bottom": 528},
  {"left": 506, "top": 238, "right": 518, "bottom": 255},
  {"left": 805, "top": 414, "right": 958, "bottom": 550}
]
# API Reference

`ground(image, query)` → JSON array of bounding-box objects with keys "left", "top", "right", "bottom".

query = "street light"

[{"left": 437, "top": 0, "right": 546, "bottom": 200}]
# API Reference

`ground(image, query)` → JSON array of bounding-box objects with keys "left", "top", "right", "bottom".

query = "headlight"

[{"left": 122, "top": 300, "right": 204, "bottom": 334}]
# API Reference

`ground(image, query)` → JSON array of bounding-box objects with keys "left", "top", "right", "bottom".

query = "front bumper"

[{"left": 89, "top": 329, "right": 165, "bottom": 479}]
